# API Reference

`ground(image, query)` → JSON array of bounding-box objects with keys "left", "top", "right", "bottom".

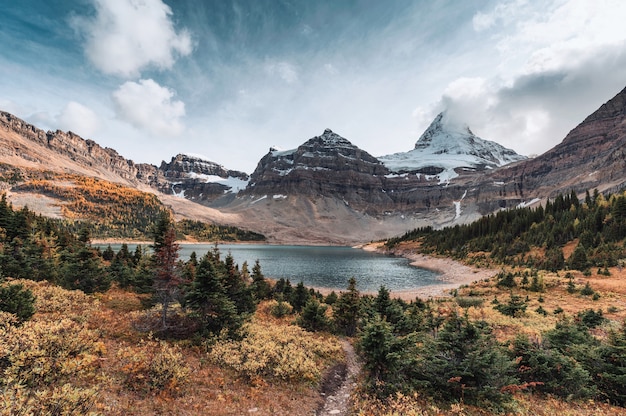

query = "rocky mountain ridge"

[{"left": 2, "top": 84, "right": 626, "bottom": 244}]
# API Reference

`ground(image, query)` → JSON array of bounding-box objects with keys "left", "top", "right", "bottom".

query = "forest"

[{"left": 1, "top": 189, "right": 626, "bottom": 414}]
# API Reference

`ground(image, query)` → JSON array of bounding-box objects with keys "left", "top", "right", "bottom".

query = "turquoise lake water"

[{"left": 102, "top": 244, "right": 442, "bottom": 293}]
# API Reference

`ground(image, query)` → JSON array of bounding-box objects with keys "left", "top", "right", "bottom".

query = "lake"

[{"left": 101, "top": 243, "right": 442, "bottom": 293}]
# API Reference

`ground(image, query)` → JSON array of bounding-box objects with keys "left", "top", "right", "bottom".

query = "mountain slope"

[
  {"left": 490, "top": 85, "right": 626, "bottom": 198},
  {"left": 243, "top": 129, "right": 393, "bottom": 213},
  {"left": 379, "top": 112, "right": 526, "bottom": 183}
]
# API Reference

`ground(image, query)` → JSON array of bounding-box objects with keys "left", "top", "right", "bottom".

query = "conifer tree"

[
  {"left": 185, "top": 254, "right": 241, "bottom": 337},
  {"left": 250, "top": 259, "right": 271, "bottom": 300},
  {"left": 296, "top": 298, "right": 330, "bottom": 332},
  {"left": 152, "top": 225, "right": 183, "bottom": 331},
  {"left": 333, "top": 277, "right": 361, "bottom": 336},
  {"left": 290, "top": 281, "right": 311, "bottom": 313}
]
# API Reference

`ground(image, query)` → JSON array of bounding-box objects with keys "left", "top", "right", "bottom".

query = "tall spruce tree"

[{"left": 185, "top": 254, "right": 241, "bottom": 337}]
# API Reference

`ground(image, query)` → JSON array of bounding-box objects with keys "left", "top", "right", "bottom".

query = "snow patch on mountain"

[
  {"left": 379, "top": 112, "right": 526, "bottom": 182},
  {"left": 186, "top": 172, "right": 249, "bottom": 192}
]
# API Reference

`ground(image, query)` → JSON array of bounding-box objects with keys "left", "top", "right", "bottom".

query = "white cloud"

[
  {"left": 414, "top": 0, "right": 626, "bottom": 157},
  {"left": 73, "top": 0, "right": 192, "bottom": 77},
  {"left": 265, "top": 61, "right": 299, "bottom": 84},
  {"left": 112, "top": 79, "right": 185, "bottom": 136},
  {"left": 58, "top": 101, "right": 101, "bottom": 137}
]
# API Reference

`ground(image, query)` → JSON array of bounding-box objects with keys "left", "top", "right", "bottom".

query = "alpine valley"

[{"left": 1, "top": 85, "right": 626, "bottom": 244}]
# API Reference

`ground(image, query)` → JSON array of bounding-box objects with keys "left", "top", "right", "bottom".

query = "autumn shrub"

[
  {"left": 0, "top": 318, "right": 105, "bottom": 388},
  {"left": 0, "top": 316, "right": 104, "bottom": 415},
  {"left": 268, "top": 299, "right": 293, "bottom": 318},
  {"left": 209, "top": 321, "right": 341, "bottom": 383},
  {"left": 13, "top": 279, "right": 99, "bottom": 320},
  {"left": 115, "top": 337, "right": 190, "bottom": 395},
  {"left": 0, "top": 383, "right": 98, "bottom": 416}
]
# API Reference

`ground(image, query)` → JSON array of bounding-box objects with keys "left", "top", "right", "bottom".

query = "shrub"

[
  {"left": 577, "top": 309, "right": 605, "bottom": 328},
  {"left": 116, "top": 338, "right": 190, "bottom": 395},
  {"left": 410, "top": 314, "right": 518, "bottom": 406},
  {"left": 513, "top": 334, "right": 596, "bottom": 399},
  {"left": 0, "top": 316, "right": 104, "bottom": 415},
  {"left": 269, "top": 299, "right": 293, "bottom": 318},
  {"left": 209, "top": 321, "right": 341, "bottom": 383},
  {"left": 494, "top": 294, "right": 527, "bottom": 317},
  {"left": 496, "top": 271, "right": 516, "bottom": 288},
  {"left": 0, "top": 318, "right": 105, "bottom": 389},
  {"left": 455, "top": 296, "right": 484, "bottom": 309},
  {"left": 0, "top": 384, "right": 98, "bottom": 416},
  {"left": 580, "top": 282, "right": 595, "bottom": 296}
]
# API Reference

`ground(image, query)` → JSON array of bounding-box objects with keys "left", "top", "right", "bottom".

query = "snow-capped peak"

[
  {"left": 378, "top": 112, "right": 526, "bottom": 183},
  {"left": 415, "top": 112, "right": 475, "bottom": 149}
]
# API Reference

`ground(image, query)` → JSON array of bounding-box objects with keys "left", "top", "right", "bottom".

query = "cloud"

[
  {"left": 411, "top": 0, "right": 626, "bottom": 156},
  {"left": 265, "top": 61, "right": 299, "bottom": 84},
  {"left": 112, "top": 79, "right": 185, "bottom": 136},
  {"left": 73, "top": 0, "right": 192, "bottom": 77},
  {"left": 58, "top": 101, "right": 101, "bottom": 137}
]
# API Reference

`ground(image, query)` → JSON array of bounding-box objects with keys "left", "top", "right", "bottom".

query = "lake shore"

[{"left": 354, "top": 242, "right": 498, "bottom": 300}]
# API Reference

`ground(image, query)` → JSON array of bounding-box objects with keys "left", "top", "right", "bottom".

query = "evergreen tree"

[
  {"left": 185, "top": 254, "right": 241, "bottom": 337},
  {"left": 220, "top": 253, "right": 254, "bottom": 315},
  {"left": 413, "top": 313, "right": 517, "bottom": 405},
  {"left": 0, "top": 282, "right": 36, "bottom": 323},
  {"left": 152, "top": 226, "right": 183, "bottom": 331},
  {"left": 250, "top": 259, "right": 271, "bottom": 300},
  {"left": 592, "top": 324, "right": 626, "bottom": 405},
  {"left": 58, "top": 245, "right": 110, "bottom": 294},
  {"left": 290, "top": 281, "right": 311, "bottom": 313},
  {"left": 333, "top": 277, "right": 361, "bottom": 336},
  {"left": 568, "top": 244, "right": 589, "bottom": 271},
  {"left": 296, "top": 298, "right": 330, "bottom": 332}
]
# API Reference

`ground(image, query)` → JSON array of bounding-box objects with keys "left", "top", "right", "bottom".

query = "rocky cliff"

[
  {"left": 489, "top": 85, "right": 626, "bottom": 199},
  {"left": 0, "top": 111, "right": 165, "bottom": 188},
  {"left": 159, "top": 154, "right": 249, "bottom": 203},
  {"left": 244, "top": 129, "right": 394, "bottom": 213}
]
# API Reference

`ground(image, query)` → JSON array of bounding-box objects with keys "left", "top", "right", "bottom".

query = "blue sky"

[{"left": 2, "top": 0, "right": 626, "bottom": 172}]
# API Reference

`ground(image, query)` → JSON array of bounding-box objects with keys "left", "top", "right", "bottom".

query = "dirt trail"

[{"left": 318, "top": 339, "right": 361, "bottom": 416}]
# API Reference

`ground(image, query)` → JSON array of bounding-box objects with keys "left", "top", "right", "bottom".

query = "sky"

[{"left": 1, "top": 0, "right": 626, "bottom": 173}]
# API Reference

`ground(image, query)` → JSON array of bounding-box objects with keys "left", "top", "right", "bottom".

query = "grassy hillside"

[{"left": 7, "top": 171, "right": 264, "bottom": 241}]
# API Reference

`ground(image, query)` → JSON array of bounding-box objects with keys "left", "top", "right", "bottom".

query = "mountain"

[
  {"left": 159, "top": 153, "right": 249, "bottom": 204},
  {"left": 379, "top": 112, "right": 527, "bottom": 184},
  {"left": 241, "top": 129, "right": 392, "bottom": 213},
  {"left": 489, "top": 85, "right": 626, "bottom": 198},
  {"left": 1, "top": 84, "right": 626, "bottom": 244}
]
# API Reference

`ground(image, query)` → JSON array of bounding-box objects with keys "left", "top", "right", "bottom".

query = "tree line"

[{"left": 387, "top": 189, "right": 626, "bottom": 271}]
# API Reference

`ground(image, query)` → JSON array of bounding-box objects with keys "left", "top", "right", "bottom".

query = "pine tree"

[
  {"left": 290, "top": 281, "right": 311, "bottom": 313},
  {"left": 153, "top": 226, "right": 183, "bottom": 331},
  {"left": 185, "top": 254, "right": 241, "bottom": 337},
  {"left": 333, "top": 277, "right": 361, "bottom": 336},
  {"left": 220, "top": 253, "right": 254, "bottom": 315},
  {"left": 250, "top": 259, "right": 271, "bottom": 300},
  {"left": 0, "top": 282, "right": 36, "bottom": 323},
  {"left": 296, "top": 298, "right": 330, "bottom": 332}
]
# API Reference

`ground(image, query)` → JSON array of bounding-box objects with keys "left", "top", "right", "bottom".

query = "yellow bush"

[
  {"left": 12, "top": 279, "right": 99, "bottom": 321},
  {"left": 0, "top": 318, "right": 105, "bottom": 388},
  {"left": 0, "top": 383, "right": 99, "bottom": 416},
  {"left": 115, "top": 338, "right": 190, "bottom": 395},
  {"left": 209, "top": 321, "right": 341, "bottom": 383},
  {"left": 0, "top": 316, "right": 104, "bottom": 415}
]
